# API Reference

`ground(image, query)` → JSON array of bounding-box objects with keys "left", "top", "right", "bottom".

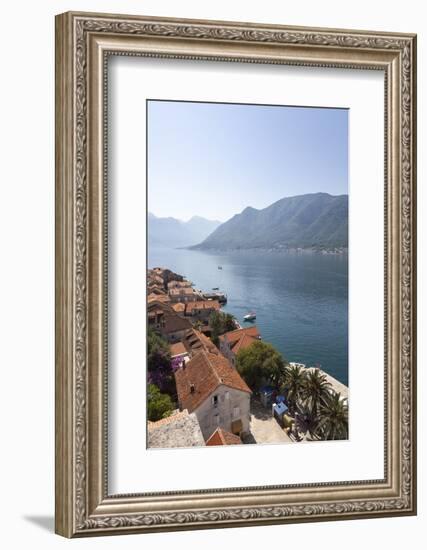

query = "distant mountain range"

[
  {"left": 148, "top": 213, "right": 221, "bottom": 248},
  {"left": 191, "top": 193, "right": 348, "bottom": 251}
]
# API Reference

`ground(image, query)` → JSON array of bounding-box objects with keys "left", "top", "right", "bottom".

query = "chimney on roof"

[{"left": 190, "top": 383, "right": 195, "bottom": 394}]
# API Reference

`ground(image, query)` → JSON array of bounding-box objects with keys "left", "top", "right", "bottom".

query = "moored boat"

[{"left": 243, "top": 312, "right": 256, "bottom": 322}]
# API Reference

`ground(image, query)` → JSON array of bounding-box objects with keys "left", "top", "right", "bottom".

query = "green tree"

[
  {"left": 147, "top": 384, "right": 175, "bottom": 421},
  {"left": 209, "top": 311, "right": 237, "bottom": 345},
  {"left": 209, "top": 311, "right": 222, "bottom": 346},
  {"left": 280, "top": 364, "right": 307, "bottom": 415},
  {"left": 316, "top": 392, "right": 349, "bottom": 440},
  {"left": 147, "top": 328, "right": 176, "bottom": 395},
  {"left": 223, "top": 313, "right": 236, "bottom": 332},
  {"left": 300, "top": 369, "right": 332, "bottom": 417},
  {"left": 147, "top": 328, "right": 171, "bottom": 372},
  {"left": 236, "top": 340, "right": 287, "bottom": 390},
  {"left": 295, "top": 403, "right": 320, "bottom": 439}
]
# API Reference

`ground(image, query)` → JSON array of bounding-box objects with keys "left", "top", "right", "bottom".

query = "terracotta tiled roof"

[
  {"left": 169, "top": 287, "right": 196, "bottom": 296},
  {"left": 219, "top": 326, "right": 260, "bottom": 354},
  {"left": 195, "top": 331, "right": 219, "bottom": 354},
  {"left": 206, "top": 428, "right": 242, "bottom": 446},
  {"left": 152, "top": 288, "right": 166, "bottom": 296},
  {"left": 232, "top": 333, "right": 258, "bottom": 354},
  {"left": 163, "top": 314, "right": 192, "bottom": 334},
  {"left": 167, "top": 280, "right": 192, "bottom": 289},
  {"left": 147, "top": 300, "right": 174, "bottom": 313},
  {"left": 219, "top": 326, "right": 260, "bottom": 344},
  {"left": 185, "top": 300, "right": 220, "bottom": 313},
  {"left": 170, "top": 342, "right": 187, "bottom": 357},
  {"left": 147, "top": 301, "right": 192, "bottom": 334},
  {"left": 175, "top": 351, "right": 251, "bottom": 413},
  {"left": 148, "top": 292, "right": 170, "bottom": 303},
  {"left": 172, "top": 302, "right": 186, "bottom": 313},
  {"left": 181, "top": 329, "right": 218, "bottom": 355}
]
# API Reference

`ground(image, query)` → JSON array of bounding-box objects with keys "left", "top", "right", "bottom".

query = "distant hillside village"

[{"left": 147, "top": 267, "right": 349, "bottom": 449}]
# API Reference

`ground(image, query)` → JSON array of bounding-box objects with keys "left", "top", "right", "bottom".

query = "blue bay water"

[{"left": 148, "top": 247, "right": 348, "bottom": 386}]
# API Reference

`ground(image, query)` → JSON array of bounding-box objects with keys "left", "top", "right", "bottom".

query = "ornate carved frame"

[{"left": 55, "top": 11, "right": 417, "bottom": 537}]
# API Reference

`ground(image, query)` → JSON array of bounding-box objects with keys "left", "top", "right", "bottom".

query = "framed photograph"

[{"left": 55, "top": 11, "right": 417, "bottom": 537}]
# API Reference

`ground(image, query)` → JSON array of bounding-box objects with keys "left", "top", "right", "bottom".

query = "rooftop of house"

[
  {"left": 147, "top": 284, "right": 166, "bottom": 294},
  {"left": 185, "top": 300, "right": 220, "bottom": 314},
  {"left": 206, "top": 427, "right": 242, "bottom": 446},
  {"left": 163, "top": 314, "right": 192, "bottom": 334},
  {"left": 169, "top": 287, "right": 197, "bottom": 296},
  {"left": 148, "top": 292, "right": 170, "bottom": 304},
  {"left": 175, "top": 350, "right": 251, "bottom": 413},
  {"left": 181, "top": 328, "right": 218, "bottom": 356},
  {"left": 147, "top": 409, "right": 205, "bottom": 448},
  {"left": 219, "top": 326, "right": 261, "bottom": 353},
  {"left": 220, "top": 326, "right": 261, "bottom": 343},
  {"left": 167, "top": 280, "right": 192, "bottom": 289},
  {"left": 171, "top": 302, "right": 186, "bottom": 313},
  {"left": 147, "top": 300, "right": 173, "bottom": 314},
  {"left": 147, "top": 275, "right": 164, "bottom": 284},
  {"left": 148, "top": 301, "right": 192, "bottom": 333},
  {"left": 231, "top": 333, "right": 259, "bottom": 354},
  {"left": 170, "top": 342, "right": 188, "bottom": 358}
]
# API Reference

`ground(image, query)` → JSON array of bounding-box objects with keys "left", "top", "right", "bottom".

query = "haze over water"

[{"left": 148, "top": 247, "right": 348, "bottom": 386}]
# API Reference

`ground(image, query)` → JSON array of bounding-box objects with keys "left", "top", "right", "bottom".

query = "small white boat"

[{"left": 243, "top": 312, "right": 256, "bottom": 322}]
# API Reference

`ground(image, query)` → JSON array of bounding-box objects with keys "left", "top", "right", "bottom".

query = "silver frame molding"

[{"left": 55, "top": 11, "right": 417, "bottom": 538}]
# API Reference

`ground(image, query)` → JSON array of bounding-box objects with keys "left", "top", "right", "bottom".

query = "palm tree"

[
  {"left": 281, "top": 364, "right": 306, "bottom": 415},
  {"left": 300, "top": 369, "right": 332, "bottom": 417},
  {"left": 317, "top": 392, "right": 349, "bottom": 440},
  {"left": 295, "top": 403, "right": 320, "bottom": 439}
]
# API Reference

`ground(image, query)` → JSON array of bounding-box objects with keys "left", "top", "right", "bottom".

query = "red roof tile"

[
  {"left": 219, "top": 326, "right": 260, "bottom": 344},
  {"left": 206, "top": 428, "right": 242, "bottom": 446},
  {"left": 175, "top": 351, "right": 251, "bottom": 413},
  {"left": 170, "top": 342, "right": 187, "bottom": 357},
  {"left": 219, "top": 326, "right": 260, "bottom": 354},
  {"left": 185, "top": 300, "right": 220, "bottom": 313},
  {"left": 231, "top": 333, "right": 258, "bottom": 354}
]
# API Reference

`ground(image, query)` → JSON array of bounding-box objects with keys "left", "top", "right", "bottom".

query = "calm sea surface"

[{"left": 148, "top": 247, "right": 348, "bottom": 386}]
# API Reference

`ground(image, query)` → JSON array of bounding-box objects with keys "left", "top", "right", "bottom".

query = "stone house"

[
  {"left": 175, "top": 350, "right": 252, "bottom": 440},
  {"left": 147, "top": 301, "right": 192, "bottom": 343},
  {"left": 184, "top": 300, "right": 220, "bottom": 322},
  {"left": 168, "top": 287, "right": 201, "bottom": 303}
]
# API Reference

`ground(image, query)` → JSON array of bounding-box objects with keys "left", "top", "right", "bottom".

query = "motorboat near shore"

[{"left": 243, "top": 312, "right": 256, "bottom": 322}]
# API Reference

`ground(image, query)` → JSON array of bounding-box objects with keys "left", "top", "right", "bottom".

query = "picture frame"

[{"left": 55, "top": 11, "right": 417, "bottom": 537}]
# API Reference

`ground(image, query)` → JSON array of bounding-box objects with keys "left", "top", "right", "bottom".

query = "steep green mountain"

[
  {"left": 148, "top": 213, "right": 221, "bottom": 248},
  {"left": 191, "top": 193, "right": 348, "bottom": 251}
]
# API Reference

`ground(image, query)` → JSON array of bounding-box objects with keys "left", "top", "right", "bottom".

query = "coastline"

[
  {"left": 149, "top": 247, "right": 349, "bottom": 386},
  {"left": 187, "top": 246, "right": 348, "bottom": 255}
]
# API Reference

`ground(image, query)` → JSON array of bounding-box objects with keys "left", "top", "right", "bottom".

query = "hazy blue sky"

[{"left": 147, "top": 100, "right": 348, "bottom": 222}]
